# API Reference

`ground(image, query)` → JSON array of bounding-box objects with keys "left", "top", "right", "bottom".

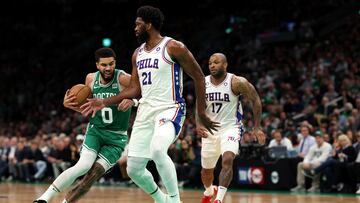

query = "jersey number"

[
  {"left": 101, "top": 107, "right": 113, "bottom": 124},
  {"left": 211, "top": 103, "right": 222, "bottom": 113},
  {"left": 142, "top": 72, "right": 152, "bottom": 85}
]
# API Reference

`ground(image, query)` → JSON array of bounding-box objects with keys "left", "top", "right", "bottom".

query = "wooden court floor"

[{"left": 0, "top": 182, "right": 359, "bottom": 203}]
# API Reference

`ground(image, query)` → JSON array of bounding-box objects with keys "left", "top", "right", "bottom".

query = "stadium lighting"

[
  {"left": 225, "top": 27, "right": 233, "bottom": 34},
  {"left": 102, "top": 38, "right": 112, "bottom": 47}
]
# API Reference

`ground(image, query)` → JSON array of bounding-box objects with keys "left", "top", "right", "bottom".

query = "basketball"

[{"left": 69, "top": 84, "right": 92, "bottom": 106}]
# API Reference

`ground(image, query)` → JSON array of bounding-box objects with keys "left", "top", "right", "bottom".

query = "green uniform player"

[
  {"left": 34, "top": 48, "right": 135, "bottom": 203},
  {"left": 84, "top": 69, "right": 131, "bottom": 167}
]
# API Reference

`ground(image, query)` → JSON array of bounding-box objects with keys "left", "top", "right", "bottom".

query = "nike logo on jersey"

[{"left": 206, "top": 92, "right": 230, "bottom": 102}]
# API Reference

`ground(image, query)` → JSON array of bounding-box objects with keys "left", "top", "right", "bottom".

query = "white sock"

[
  {"left": 204, "top": 185, "right": 214, "bottom": 196},
  {"left": 38, "top": 184, "right": 60, "bottom": 201},
  {"left": 215, "top": 186, "right": 227, "bottom": 202},
  {"left": 150, "top": 187, "right": 166, "bottom": 203},
  {"left": 61, "top": 200, "right": 68, "bottom": 203}
]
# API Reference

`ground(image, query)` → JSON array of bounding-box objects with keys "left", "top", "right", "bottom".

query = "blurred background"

[{"left": 0, "top": 0, "right": 359, "bottom": 195}]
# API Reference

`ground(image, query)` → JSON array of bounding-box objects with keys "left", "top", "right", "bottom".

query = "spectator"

[
  {"left": 268, "top": 129, "right": 293, "bottom": 150},
  {"left": 311, "top": 134, "right": 356, "bottom": 192},
  {"left": 47, "top": 137, "right": 72, "bottom": 178},
  {"left": 291, "top": 131, "right": 332, "bottom": 192},
  {"left": 297, "top": 125, "right": 316, "bottom": 158}
]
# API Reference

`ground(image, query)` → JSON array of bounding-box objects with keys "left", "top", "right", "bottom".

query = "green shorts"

[{"left": 83, "top": 124, "right": 128, "bottom": 167}]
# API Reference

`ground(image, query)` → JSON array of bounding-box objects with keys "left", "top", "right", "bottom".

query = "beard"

[
  {"left": 100, "top": 71, "right": 114, "bottom": 83},
  {"left": 137, "top": 31, "right": 149, "bottom": 44},
  {"left": 211, "top": 69, "right": 226, "bottom": 79}
]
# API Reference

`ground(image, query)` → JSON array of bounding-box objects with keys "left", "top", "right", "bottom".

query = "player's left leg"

[
  {"left": 214, "top": 127, "right": 241, "bottom": 203},
  {"left": 214, "top": 151, "right": 236, "bottom": 203},
  {"left": 151, "top": 121, "right": 180, "bottom": 202}
]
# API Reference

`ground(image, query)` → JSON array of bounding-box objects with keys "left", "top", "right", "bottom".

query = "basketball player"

[
  {"left": 34, "top": 48, "right": 134, "bottom": 203},
  {"left": 197, "top": 53, "right": 265, "bottom": 203},
  {"left": 81, "top": 6, "right": 219, "bottom": 203}
]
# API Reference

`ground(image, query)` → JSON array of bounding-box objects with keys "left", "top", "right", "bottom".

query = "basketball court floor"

[{"left": 0, "top": 182, "right": 359, "bottom": 203}]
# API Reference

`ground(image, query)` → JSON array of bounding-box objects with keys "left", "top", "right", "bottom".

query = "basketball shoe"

[{"left": 201, "top": 186, "right": 218, "bottom": 203}]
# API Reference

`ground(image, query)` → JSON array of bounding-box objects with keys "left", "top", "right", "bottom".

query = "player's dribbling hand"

[
  {"left": 63, "top": 89, "right": 78, "bottom": 109},
  {"left": 252, "top": 128, "right": 266, "bottom": 145},
  {"left": 198, "top": 113, "right": 220, "bottom": 135},
  {"left": 80, "top": 98, "right": 105, "bottom": 117},
  {"left": 117, "top": 99, "right": 134, "bottom": 111}
]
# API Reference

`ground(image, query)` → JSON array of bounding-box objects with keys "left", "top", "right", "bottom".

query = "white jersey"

[
  {"left": 205, "top": 73, "right": 243, "bottom": 128},
  {"left": 136, "top": 36, "right": 184, "bottom": 106}
]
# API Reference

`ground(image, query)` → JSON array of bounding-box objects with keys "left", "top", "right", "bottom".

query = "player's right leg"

[
  {"left": 33, "top": 147, "right": 97, "bottom": 203},
  {"left": 34, "top": 128, "right": 100, "bottom": 203},
  {"left": 201, "top": 133, "right": 221, "bottom": 203}
]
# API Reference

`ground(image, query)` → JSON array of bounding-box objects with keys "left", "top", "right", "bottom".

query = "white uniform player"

[
  {"left": 201, "top": 73, "right": 244, "bottom": 169},
  {"left": 200, "top": 53, "right": 264, "bottom": 203},
  {"left": 82, "top": 6, "right": 218, "bottom": 202},
  {"left": 129, "top": 36, "right": 186, "bottom": 158}
]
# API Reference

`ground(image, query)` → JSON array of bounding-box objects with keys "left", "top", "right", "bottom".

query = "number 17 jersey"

[
  {"left": 205, "top": 73, "right": 243, "bottom": 129},
  {"left": 136, "top": 36, "right": 184, "bottom": 107}
]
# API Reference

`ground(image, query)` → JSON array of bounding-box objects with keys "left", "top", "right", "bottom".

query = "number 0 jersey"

[
  {"left": 89, "top": 69, "right": 131, "bottom": 132},
  {"left": 205, "top": 73, "right": 243, "bottom": 128},
  {"left": 136, "top": 36, "right": 184, "bottom": 107}
]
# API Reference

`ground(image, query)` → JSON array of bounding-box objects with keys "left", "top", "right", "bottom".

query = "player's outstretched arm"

[
  {"left": 232, "top": 76, "right": 265, "bottom": 144},
  {"left": 167, "top": 40, "right": 219, "bottom": 134},
  {"left": 81, "top": 50, "right": 141, "bottom": 117}
]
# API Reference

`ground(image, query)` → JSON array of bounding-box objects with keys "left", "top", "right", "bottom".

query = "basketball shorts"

[
  {"left": 201, "top": 125, "right": 244, "bottom": 169},
  {"left": 83, "top": 124, "right": 128, "bottom": 167},
  {"left": 128, "top": 102, "right": 186, "bottom": 159}
]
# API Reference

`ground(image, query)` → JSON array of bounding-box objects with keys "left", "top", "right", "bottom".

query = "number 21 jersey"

[{"left": 136, "top": 37, "right": 184, "bottom": 107}]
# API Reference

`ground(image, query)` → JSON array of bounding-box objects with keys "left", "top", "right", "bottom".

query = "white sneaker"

[{"left": 356, "top": 187, "right": 360, "bottom": 194}]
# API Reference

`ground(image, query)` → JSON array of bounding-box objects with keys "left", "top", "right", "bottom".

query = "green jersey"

[{"left": 89, "top": 69, "right": 131, "bottom": 131}]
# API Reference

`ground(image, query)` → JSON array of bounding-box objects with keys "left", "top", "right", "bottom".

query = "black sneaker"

[{"left": 33, "top": 200, "right": 47, "bottom": 203}]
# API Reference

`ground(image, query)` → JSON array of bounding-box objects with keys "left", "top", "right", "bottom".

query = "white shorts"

[
  {"left": 201, "top": 125, "right": 244, "bottom": 169},
  {"left": 128, "top": 102, "right": 185, "bottom": 159}
]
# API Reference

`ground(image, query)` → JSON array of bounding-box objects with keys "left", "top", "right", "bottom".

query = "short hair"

[
  {"left": 338, "top": 134, "right": 351, "bottom": 146},
  {"left": 137, "top": 5, "right": 164, "bottom": 31},
  {"left": 95, "top": 48, "right": 116, "bottom": 62}
]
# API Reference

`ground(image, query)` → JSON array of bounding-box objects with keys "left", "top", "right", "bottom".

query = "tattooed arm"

[{"left": 231, "top": 75, "right": 265, "bottom": 144}]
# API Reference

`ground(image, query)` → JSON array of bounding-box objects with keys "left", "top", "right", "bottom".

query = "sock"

[
  {"left": 61, "top": 200, "right": 68, "bottom": 203},
  {"left": 150, "top": 187, "right": 166, "bottom": 203},
  {"left": 38, "top": 184, "right": 60, "bottom": 201},
  {"left": 215, "top": 186, "right": 227, "bottom": 202},
  {"left": 204, "top": 185, "right": 214, "bottom": 196}
]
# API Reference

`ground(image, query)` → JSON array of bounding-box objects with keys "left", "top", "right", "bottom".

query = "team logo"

[
  {"left": 250, "top": 168, "right": 264, "bottom": 184},
  {"left": 224, "top": 82, "right": 228, "bottom": 86},
  {"left": 159, "top": 118, "right": 168, "bottom": 125},
  {"left": 112, "top": 84, "right": 117, "bottom": 88},
  {"left": 237, "top": 167, "right": 265, "bottom": 185},
  {"left": 139, "top": 48, "right": 143, "bottom": 53},
  {"left": 205, "top": 82, "right": 210, "bottom": 87},
  {"left": 271, "top": 171, "right": 279, "bottom": 184},
  {"left": 156, "top": 47, "right": 161, "bottom": 52}
]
